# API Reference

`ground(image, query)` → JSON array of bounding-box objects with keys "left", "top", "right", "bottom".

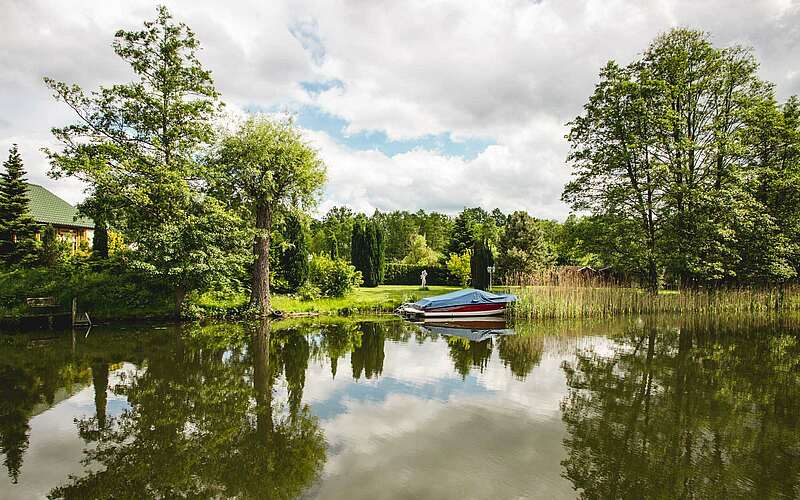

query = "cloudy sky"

[{"left": 2, "top": 0, "right": 799, "bottom": 219}]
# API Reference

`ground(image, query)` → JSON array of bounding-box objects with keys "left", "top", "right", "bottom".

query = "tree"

[
  {"left": 350, "top": 217, "right": 385, "bottom": 287},
  {"left": 447, "top": 207, "right": 490, "bottom": 255},
  {"left": 497, "top": 211, "right": 555, "bottom": 280},
  {"left": 564, "top": 29, "right": 787, "bottom": 290},
  {"left": 470, "top": 239, "right": 494, "bottom": 290},
  {"left": 311, "top": 206, "right": 354, "bottom": 260},
  {"left": 211, "top": 115, "right": 326, "bottom": 315},
  {"left": 92, "top": 223, "right": 109, "bottom": 260},
  {"left": 45, "top": 6, "right": 240, "bottom": 317},
  {"left": 446, "top": 250, "right": 472, "bottom": 287},
  {"left": 0, "top": 145, "right": 38, "bottom": 266},
  {"left": 401, "top": 233, "right": 440, "bottom": 267},
  {"left": 280, "top": 213, "right": 310, "bottom": 292}
]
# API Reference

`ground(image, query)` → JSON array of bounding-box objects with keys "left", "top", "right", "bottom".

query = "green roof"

[{"left": 26, "top": 183, "right": 94, "bottom": 229}]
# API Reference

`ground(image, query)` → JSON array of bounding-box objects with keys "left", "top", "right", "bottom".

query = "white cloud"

[{"left": 1, "top": 0, "right": 798, "bottom": 216}]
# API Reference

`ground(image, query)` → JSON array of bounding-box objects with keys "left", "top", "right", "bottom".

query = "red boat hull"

[{"left": 404, "top": 302, "right": 508, "bottom": 318}]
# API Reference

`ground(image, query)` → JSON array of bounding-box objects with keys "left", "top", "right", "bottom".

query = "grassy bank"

[
  {"left": 510, "top": 285, "right": 800, "bottom": 320},
  {"left": 195, "top": 285, "right": 460, "bottom": 317}
]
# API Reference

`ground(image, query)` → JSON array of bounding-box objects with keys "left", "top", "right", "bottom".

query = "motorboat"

[{"left": 397, "top": 288, "right": 516, "bottom": 318}]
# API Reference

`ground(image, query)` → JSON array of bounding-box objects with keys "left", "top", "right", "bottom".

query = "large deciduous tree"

[
  {"left": 45, "top": 6, "right": 243, "bottom": 317},
  {"left": 564, "top": 28, "right": 795, "bottom": 291},
  {"left": 212, "top": 116, "right": 326, "bottom": 315},
  {"left": 0, "top": 145, "right": 38, "bottom": 266}
]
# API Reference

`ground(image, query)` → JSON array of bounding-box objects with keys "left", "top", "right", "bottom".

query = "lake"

[{"left": 1, "top": 315, "right": 799, "bottom": 499}]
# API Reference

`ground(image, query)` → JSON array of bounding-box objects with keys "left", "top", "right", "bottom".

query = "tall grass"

[{"left": 509, "top": 285, "right": 800, "bottom": 320}]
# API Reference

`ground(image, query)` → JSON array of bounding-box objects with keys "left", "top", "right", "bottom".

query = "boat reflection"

[{"left": 419, "top": 318, "right": 515, "bottom": 342}]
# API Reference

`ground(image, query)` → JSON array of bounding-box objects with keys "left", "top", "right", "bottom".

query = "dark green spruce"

[{"left": 0, "top": 145, "right": 39, "bottom": 266}]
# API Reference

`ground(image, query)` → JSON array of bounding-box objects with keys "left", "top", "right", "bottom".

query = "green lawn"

[
  {"left": 194, "top": 284, "right": 461, "bottom": 316},
  {"left": 272, "top": 284, "right": 460, "bottom": 314}
]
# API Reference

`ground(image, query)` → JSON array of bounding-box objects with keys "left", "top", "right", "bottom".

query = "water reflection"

[
  {"left": 0, "top": 316, "right": 798, "bottom": 498},
  {"left": 560, "top": 316, "right": 800, "bottom": 499}
]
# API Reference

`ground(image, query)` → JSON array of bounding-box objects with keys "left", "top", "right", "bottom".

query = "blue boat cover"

[{"left": 412, "top": 288, "right": 517, "bottom": 310}]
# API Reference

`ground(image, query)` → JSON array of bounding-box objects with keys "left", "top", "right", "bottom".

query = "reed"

[{"left": 508, "top": 284, "right": 800, "bottom": 320}]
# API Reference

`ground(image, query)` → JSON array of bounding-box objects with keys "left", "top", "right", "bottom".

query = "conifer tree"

[
  {"left": 0, "top": 145, "right": 39, "bottom": 265},
  {"left": 470, "top": 240, "right": 494, "bottom": 290},
  {"left": 350, "top": 218, "right": 385, "bottom": 287},
  {"left": 281, "top": 213, "right": 310, "bottom": 292},
  {"left": 92, "top": 222, "right": 109, "bottom": 260}
]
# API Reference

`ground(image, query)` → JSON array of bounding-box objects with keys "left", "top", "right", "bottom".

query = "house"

[{"left": 26, "top": 183, "right": 94, "bottom": 251}]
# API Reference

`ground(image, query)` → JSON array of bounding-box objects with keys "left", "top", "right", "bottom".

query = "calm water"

[{"left": 1, "top": 315, "right": 799, "bottom": 499}]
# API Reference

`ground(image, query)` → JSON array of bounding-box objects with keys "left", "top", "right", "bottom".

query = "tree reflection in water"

[
  {"left": 49, "top": 320, "right": 326, "bottom": 499},
  {"left": 560, "top": 316, "right": 800, "bottom": 499}
]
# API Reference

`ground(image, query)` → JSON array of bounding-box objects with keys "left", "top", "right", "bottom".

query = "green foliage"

[
  {"left": 0, "top": 261, "right": 174, "bottom": 320},
  {"left": 470, "top": 240, "right": 494, "bottom": 290},
  {"left": 446, "top": 251, "right": 472, "bottom": 287},
  {"left": 448, "top": 207, "right": 491, "bottom": 255},
  {"left": 401, "top": 233, "right": 441, "bottom": 266},
  {"left": 310, "top": 206, "right": 353, "bottom": 260},
  {"left": 280, "top": 213, "right": 310, "bottom": 293},
  {"left": 38, "top": 225, "right": 69, "bottom": 268},
  {"left": 497, "top": 211, "right": 555, "bottom": 280},
  {"left": 308, "top": 255, "right": 362, "bottom": 297},
  {"left": 350, "top": 217, "right": 385, "bottom": 287},
  {"left": 296, "top": 282, "right": 322, "bottom": 302},
  {"left": 383, "top": 262, "right": 457, "bottom": 286},
  {"left": 211, "top": 114, "right": 326, "bottom": 313},
  {"left": 371, "top": 209, "right": 454, "bottom": 260},
  {"left": 45, "top": 6, "right": 237, "bottom": 315},
  {"left": 0, "top": 145, "right": 39, "bottom": 266},
  {"left": 564, "top": 28, "right": 799, "bottom": 290},
  {"left": 92, "top": 223, "right": 109, "bottom": 260}
]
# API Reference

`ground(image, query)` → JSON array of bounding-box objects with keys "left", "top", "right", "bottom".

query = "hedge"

[{"left": 383, "top": 263, "right": 459, "bottom": 286}]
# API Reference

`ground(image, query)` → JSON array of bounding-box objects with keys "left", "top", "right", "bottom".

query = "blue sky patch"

[
  {"left": 296, "top": 105, "right": 494, "bottom": 160},
  {"left": 245, "top": 102, "right": 494, "bottom": 160}
]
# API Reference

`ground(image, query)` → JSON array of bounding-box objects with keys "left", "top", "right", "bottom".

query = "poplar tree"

[{"left": 0, "top": 145, "right": 38, "bottom": 266}]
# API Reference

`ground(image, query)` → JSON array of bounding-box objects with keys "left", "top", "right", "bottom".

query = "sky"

[{"left": 1, "top": 0, "right": 799, "bottom": 220}]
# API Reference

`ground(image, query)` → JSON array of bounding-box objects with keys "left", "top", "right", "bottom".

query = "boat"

[
  {"left": 397, "top": 288, "right": 517, "bottom": 318},
  {"left": 419, "top": 318, "right": 515, "bottom": 342}
]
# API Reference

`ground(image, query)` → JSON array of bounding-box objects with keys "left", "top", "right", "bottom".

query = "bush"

[
  {"left": 309, "top": 255, "right": 362, "bottom": 297},
  {"left": 297, "top": 282, "right": 322, "bottom": 301},
  {"left": 383, "top": 262, "right": 458, "bottom": 286},
  {"left": 0, "top": 259, "right": 173, "bottom": 320}
]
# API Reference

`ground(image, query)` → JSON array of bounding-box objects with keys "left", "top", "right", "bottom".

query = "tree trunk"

[
  {"left": 174, "top": 286, "right": 186, "bottom": 320},
  {"left": 253, "top": 319, "right": 274, "bottom": 438},
  {"left": 250, "top": 202, "right": 272, "bottom": 316}
]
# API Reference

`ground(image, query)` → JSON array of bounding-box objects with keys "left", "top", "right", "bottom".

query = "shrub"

[
  {"left": 0, "top": 259, "right": 173, "bottom": 320},
  {"left": 309, "top": 255, "right": 362, "bottom": 297},
  {"left": 297, "top": 282, "right": 322, "bottom": 301},
  {"left": 446, "top": 252, "right": 471, "bottom": 286}
]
